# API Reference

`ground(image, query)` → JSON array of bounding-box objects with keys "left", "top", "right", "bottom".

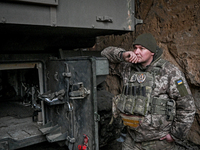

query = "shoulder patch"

[
  {"left": 175, "top": 79, "right": 189, "bottom": 97},
  {"left": 177, "top": 79, "right": 183, "bottom": 85}
]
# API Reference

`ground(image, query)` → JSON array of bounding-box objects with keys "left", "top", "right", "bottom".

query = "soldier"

[{"left": 101, "top": 33, "right": 196, "bottom": 150}]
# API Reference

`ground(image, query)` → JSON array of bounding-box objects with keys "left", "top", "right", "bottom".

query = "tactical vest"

[{"left": 115, "top": 59, "right": 176, "bottom": 128}]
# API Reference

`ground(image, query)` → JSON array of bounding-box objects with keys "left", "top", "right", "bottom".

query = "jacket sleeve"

[
  {"left": 165, "top": 62, "right": 196, "bottom": 140},
  {"left": 101, "top": 46, "right": 134, "bottom": 84},
  {"left": 101, "top": 46, "right": 125, "bottom": 63}
]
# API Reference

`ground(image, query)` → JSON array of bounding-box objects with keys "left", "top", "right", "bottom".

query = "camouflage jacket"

[{"left": 101, "top": 46, "right": 196, "bottom": 142}]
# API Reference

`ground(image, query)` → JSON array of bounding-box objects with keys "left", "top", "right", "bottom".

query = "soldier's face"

[{"left": 133, "top": 45, "right": 154, "bottom": 67}]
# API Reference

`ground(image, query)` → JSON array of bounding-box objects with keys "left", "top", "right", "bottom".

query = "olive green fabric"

[
  {"left": 133, "top": 33, "right": 157, "bottom": 54},
  {"left": 175, "top": 78, "right": 189, "bottom": 97}
]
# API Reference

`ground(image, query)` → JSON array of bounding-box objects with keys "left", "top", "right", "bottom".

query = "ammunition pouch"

[
  {"left": 117, "top": 95, "right": 176, "bottom": 121},
  {"left": 151, "top": 97, "right": 176, "bottom": 121},
  {"left": 117, "top": 94, "right": 149, "bottom": 116}
]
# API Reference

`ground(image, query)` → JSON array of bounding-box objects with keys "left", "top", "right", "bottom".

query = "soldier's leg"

[
  {"left": 155, "top": 140, "right": 196, "bottom": 150},
  {"left": 121, "top": 132, "right": 187, "bottom": 150},
  {"left": 141, "top": 139, "right": 176, "bottom": 150},
  {"left": 155, "top": 140, "right": 175, "bottom": 150},
  {"left": 122, "top": 133, "right": 142, "bottom": 150}
]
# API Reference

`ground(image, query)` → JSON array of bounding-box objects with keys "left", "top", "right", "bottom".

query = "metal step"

[
  {"left": 40, "top": 122, "right": 67, "bottom": 143},
  {"left": 39, "top": 122, "right": 59, "bottom": 135},
  {"left": 46, "top": 126, "right": 68, "bottom": 143}
]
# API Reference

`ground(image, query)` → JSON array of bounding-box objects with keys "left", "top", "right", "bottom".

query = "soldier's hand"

[
  {"left": 160, "top": 134, "right": 174, "bottom": 143},
  {"left": 123, "top": 51, "right": 138, "bottom": 63}
]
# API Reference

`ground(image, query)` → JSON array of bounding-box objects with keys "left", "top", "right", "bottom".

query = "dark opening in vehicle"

[{"left": 0, "top": 62, "right": 46, "bottom": 149}]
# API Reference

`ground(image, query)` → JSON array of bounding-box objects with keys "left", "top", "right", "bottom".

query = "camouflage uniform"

[{"left": 101, "top": 46, "right": 196, "bottom": 150}]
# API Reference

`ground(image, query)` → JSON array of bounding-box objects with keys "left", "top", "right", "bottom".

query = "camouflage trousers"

[{"left": 122, "top": 133, "right": 185, "bottom": 150}]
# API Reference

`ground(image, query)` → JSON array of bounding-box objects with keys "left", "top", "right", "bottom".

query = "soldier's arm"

[
  {"left": 166, "top": 62, "right": 196, "bottom": 141},
  {"left": 101, "top": 46, "right": 125, "bottom": 63}
]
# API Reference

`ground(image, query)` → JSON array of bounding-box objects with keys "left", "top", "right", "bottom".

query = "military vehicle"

[{"left": 0, "top": 1, "right": 141, "bottom": 149}]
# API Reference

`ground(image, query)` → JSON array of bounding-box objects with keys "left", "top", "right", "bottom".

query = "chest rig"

[
  {"left": 117, "top": 71, "right": 154, "bottom": 116},
  {"left": 116, "top": 59, "right": 175, "bottom": 120}
]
